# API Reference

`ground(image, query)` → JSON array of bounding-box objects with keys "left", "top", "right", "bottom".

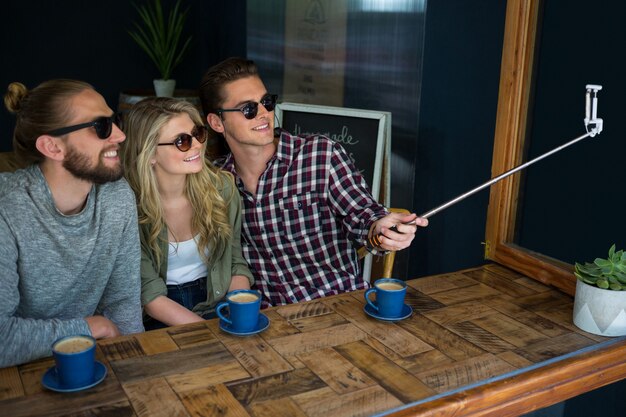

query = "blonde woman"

[{"left": 122, "top": 97, "right": 252, "bottom": 329}]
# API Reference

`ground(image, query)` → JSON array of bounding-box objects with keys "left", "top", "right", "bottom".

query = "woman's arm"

[{"left": 143, "top": 295, "right": 204, "bottom": 326}]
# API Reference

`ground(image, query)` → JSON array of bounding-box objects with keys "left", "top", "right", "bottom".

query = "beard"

[{"left": 63, "top": 145, "right": 124, "bottom": 184}]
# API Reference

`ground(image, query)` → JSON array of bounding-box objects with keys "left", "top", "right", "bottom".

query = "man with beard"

[{"left": 0, "top": 80, "right": 143, "bottom": 367}]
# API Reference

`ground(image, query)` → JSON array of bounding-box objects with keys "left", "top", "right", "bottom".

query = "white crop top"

[{"left": 166, "top": 237, "right": 208, "bottom": 285}]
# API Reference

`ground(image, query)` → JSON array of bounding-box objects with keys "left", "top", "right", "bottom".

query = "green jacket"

[{"left": 139, "top": 177, "right": 253, "bottom": 316}]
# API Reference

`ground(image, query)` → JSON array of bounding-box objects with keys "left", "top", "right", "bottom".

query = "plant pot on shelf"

[
  {"left": 573, "top": 279, "right": 626, "bottom": 336},
  {"left": 153, "top": 79, "right": 176, "bottom": 97}
]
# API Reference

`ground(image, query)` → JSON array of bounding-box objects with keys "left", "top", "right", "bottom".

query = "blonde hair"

[
  {"left": 121, "top": 97, "right": 234, "bottom": 266},
  {"left": 4, "top": 79, "right": 92, "bottom": 165}
]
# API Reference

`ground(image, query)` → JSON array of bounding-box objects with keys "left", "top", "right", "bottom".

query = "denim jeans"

[{"left": 144, "top": 277, "right": 214, "bottom": 330}]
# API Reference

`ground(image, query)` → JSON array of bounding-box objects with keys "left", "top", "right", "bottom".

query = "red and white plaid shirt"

[{"left": 220, "top": 130, "right": 388, "bottom": 307}]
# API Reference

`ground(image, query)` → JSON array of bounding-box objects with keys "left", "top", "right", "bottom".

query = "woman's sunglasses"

[
  {"left": 47, "top": 114, "right": 121, "bottom": 140},
  {"left": 157, "top": 125, "right": 208, "bottom": 152},
  {"left": 216, "top": 94, "right": 278, "bottom": 120}
]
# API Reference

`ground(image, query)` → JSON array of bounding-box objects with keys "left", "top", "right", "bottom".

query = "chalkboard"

[{"left": 275, "top": 103, "right": 391, "bottom": 206}]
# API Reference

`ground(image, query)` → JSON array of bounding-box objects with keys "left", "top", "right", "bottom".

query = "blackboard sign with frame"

[{"left": 275, "top": 103, "right": 391, "bottom": 206}]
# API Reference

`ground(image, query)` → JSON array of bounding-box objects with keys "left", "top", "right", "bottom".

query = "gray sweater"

[{"left": 0, "top": 165, "right": 143, "bottom": 367}]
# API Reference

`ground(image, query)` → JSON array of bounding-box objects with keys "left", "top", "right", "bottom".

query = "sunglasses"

[
  {"left": 216, "top": 94, "right": 278, "bottom": 120},
  {"left": 157, "top": 125, "right": 208, "bottom": 152},
  {"left": 47, "top": 114, "right": 121, "bottom": 140}
]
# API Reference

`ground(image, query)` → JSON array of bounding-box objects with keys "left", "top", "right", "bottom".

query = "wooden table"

[{"left": 2, "top": 264, "right": 626, "bottom": 417}]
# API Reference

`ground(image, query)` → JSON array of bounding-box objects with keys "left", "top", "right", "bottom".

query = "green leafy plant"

[
  {"left": 128, "top": 0, "right": 192, "bottom": 80},
  {"left": 575, "top": 244, "right": 626, "bottom": 290}
]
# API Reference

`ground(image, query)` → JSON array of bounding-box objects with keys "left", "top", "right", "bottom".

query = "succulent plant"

[{"left": 575, "top": 244, "right": 626, "bottom": 290}]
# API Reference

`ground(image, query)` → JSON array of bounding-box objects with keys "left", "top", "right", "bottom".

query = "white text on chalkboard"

[{"left": 292, "top": 124, "right": 360, "bottom": 146}]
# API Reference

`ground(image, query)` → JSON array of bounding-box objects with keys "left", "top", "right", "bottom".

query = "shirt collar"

[{"left": 275, "top": 129, "right": 293, "bottom": 166}]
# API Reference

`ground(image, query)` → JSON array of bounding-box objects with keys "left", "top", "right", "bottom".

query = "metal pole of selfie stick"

[
  {"left": 420, "top": 85, "right": 604, "bottom": 219},
  {"left": 368, "top": 85, "right": 604, "bottom": 248}
]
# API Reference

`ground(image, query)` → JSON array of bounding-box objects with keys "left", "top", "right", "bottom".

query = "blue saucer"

[
  {"left": 42, "top": 361, "right": 107, "bottom": 393},
  {"left": 219, "top": 313, "right": 270, "bottom": 336},
  {"left": 364, "top": 303, "right": 413, "bottom": 322}
]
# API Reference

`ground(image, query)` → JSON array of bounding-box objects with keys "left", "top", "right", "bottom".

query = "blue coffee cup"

[
  {"left": 216, "top": 290, "right": 261, "bottom": 333},
  {"left": 51, "top": 335, "right": 96, "bottom": 389},
  {"left": 364, "top": 278, "right": 407, "bottom": 318}
]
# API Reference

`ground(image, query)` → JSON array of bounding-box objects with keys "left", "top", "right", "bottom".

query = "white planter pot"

[
  {"left": 153, "top": 79, "right": 176, "bottom": 97},
  {"left": 573, "top": 279, "right": 626, "bottom": 336}
]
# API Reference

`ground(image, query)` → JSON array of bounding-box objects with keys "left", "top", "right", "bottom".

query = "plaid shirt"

[{"left": 220, "top": 130, "right": 388, "bottom": 307}]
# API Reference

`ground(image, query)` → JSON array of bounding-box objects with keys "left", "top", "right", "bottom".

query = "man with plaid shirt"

[{"left": 200, "top": 57, "right": 428, "bottom": 307}]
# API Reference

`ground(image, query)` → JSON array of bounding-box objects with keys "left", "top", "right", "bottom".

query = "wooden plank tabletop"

[{"left": 2, "top": 263, "right": 626, "bottom": 417}]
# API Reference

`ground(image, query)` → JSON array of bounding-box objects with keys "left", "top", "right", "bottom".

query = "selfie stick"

[{"left": 368, "top": 85, "right": 604, "bottom": 247}]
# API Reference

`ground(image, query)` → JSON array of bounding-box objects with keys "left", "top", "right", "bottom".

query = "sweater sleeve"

[
  {"left": 96, "top": 202, "right": 144, "bottom": 335},
  {"left": 0, "top": 215, "right": 90, "bottom": 367}
]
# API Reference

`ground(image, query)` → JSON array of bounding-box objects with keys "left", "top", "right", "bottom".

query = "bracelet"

[{"left": 366, "top": 233, "right": 383, "bottom": 252}]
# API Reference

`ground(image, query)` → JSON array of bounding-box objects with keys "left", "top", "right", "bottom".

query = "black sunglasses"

[
  {"left": 216, "top": 94, "right": 278, "bottom": 120},
  {"left": 157, "top": 125, "right": 208, "bottom": 152},
  {"left": 47, "top": 114, "right": 121, "bottom": 140}
]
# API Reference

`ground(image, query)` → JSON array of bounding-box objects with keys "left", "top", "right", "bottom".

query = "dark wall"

[
  {"left": 0, "top": 0, "right": 246, "bottom": 151},
  {"left": 517, "top": 0, "right": 626, "bottom": 263},
  {"left": 410, "top": 0, "right": 506, "bottom": 278}
]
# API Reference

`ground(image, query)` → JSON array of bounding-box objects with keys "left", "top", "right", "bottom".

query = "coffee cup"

[
  {"left": 364, "top": 278, "right": 407, "bottom": 318},
  {"left": 216, "top": 290, "right": 261, "bottom": 332},
  {"left": 51, "top": 335, "right": 96, "bottom": 389}
]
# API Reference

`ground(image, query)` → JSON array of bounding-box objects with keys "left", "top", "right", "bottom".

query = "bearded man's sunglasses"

[
  {"left": 216, "top": 94, "right": 278, "bottom": 120},
  {"left": 157, "top": 125, "right": 208, "bottom": 152},
  {"left": 47, "top": 114, "right": 121, "bottom": 140}
]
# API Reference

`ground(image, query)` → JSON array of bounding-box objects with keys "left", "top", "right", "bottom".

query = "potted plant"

[
  {"left": 129, "top": 0, "right": 192, "bottom": 97},
  {"left": 573, "top": 244, "right": 626, "bottom": 336}
]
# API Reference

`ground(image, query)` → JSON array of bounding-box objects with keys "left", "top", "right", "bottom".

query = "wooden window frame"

[{"left": 484, "top": 0, "right": 576, "bottom": 295}]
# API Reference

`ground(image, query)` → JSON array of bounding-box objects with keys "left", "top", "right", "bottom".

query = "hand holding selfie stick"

[{"left": 368, "top": 85, "right": 604, "bottom": 249}]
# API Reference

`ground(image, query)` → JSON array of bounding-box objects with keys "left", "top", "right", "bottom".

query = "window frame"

[{"left": 484, "top": 0, "right": 576, "bottom": 295}]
